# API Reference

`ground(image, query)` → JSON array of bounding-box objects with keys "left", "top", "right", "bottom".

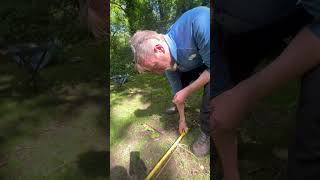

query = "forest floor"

[
  {"left": 110, "top": 74, "right": 210, "bottom": 179},
  {"left": 0, "top": 42, "right": 108, "bottom": 180},
  {"left": 110, "top": 68, "right": 300, "bottom": 180},
  {"left": 0, "top": 39, "right": 300, "bottom": 179}
]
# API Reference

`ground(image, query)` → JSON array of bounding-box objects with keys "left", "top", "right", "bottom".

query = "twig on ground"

[
  {"left": 15, "top": 146, "right": 33, "bottom": 153},
  {"left": 143, "top": 123, "right": 164, "bottom": 135},
  {"left": 177, "top": 143, "right": 199, "bottom": 161},
  {"left": 44, "top": 160, "right": 75, "bottom": 176},
  {"left": 248, "top": 167, "right": 265, "bottom": 175},
  {"left": 0, "top": 161, "right": 7, "bottom": 168},
  {"left": 175, "top": 147, "right": 185, "bottom": 168},
  {"left": 177, "top": 143, "right": 210, "bottom": 175},
  {"left": 191, "top": 120, "right": 200, "bottom": 127},
  {"left": 41, "top": 127, "right": 57, "bottom": 133}
]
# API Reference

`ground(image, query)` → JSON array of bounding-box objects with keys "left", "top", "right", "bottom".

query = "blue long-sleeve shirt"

[{"left": 164, "top": 6, "right": 210, "bottom": 95}]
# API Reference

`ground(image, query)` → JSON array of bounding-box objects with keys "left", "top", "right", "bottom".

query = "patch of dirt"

[
  {"left": 111, "top": 119, "right": 210, "bottom": 179},
  {"left": 0, "top": 153, "right": 8, "bottom": 168}
]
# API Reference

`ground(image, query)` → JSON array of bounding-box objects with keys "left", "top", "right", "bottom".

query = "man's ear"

[{"left": 154, "top": 44, "right": 165, "bottom": 54}]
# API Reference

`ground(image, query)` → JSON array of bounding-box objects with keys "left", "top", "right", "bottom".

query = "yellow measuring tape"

[{"left": 145, "top": 128, "right": 189, "bottom": 180}]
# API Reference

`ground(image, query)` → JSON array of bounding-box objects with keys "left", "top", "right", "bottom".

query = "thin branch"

[
  {"left": 110, "top": 1, "right": 126, "bottom": 12},
  {"left": 0, "top": 161, "right": 7, "bottom": 168},
  {"left": 177, "top": 143, "right": 200, "bottom": 161}
]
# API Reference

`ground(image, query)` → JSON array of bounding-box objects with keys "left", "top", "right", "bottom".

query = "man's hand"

[
  {"left": 179, "top": 119, "right": 188, "bottom": 134},
  {"left": 174, "top": 99, "right": 187, "bottom": 134},
  {"left": 173, "top": 88, "right": 190, "bottom": 105},
  {"left": 173, "top": 70, "right": 210, "bottom": 105}
]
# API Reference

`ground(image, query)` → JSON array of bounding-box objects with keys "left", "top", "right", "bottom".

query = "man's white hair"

[{"left": 129, "top": 30, "right": 163, "bottom": 72}]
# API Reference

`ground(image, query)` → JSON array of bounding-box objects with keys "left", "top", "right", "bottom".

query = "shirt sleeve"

[
  {"left": 300, "top": 0, "right": 320, "bottom": 38},
  {"left": 309, "top": 21, "right": 320, "bottom": 38},
  {"left": 193, "top": 12, "right": 211, "bottom": 71},
  {"left": 165, "top": 70, "right": 183, "bottom": 95}
]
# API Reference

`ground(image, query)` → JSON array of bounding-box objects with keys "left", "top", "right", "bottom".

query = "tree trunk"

[
  {"left": 78, "top": 0, "right": 108, "bottom": 40},
  {"left": 88, "top": 0, "right": 108, "bottom": 40},
  {"left": 78, "top": 0, "right": 88, "bottom": 27}
]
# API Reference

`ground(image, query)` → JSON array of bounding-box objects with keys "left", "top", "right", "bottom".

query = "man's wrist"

[{"left": 179, "top": 118, "right": 185, "bottom": 122}]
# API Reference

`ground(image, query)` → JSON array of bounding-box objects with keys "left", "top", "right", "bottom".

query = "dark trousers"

[
  {"left": 288, "top": 66, "right": 320, "bottom": 180},
  {"left": 212, "top": 6, "right": 320, "bottom": 179},
  {"left": 180, "top": 65, "right": 210, "bottom": 135}
]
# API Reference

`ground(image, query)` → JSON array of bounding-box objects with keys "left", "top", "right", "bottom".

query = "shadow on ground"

[
  {"left": 110, "top": 151, "right": 149, "bottom": 179},
  {"left": 0, "top": 42, "right": 108, "bottom": 97},
  {"left": 0, "top": 42, "right": 109, "bottom": 179},
  {"left": 110, "top": 74, "right": 209, "bottom": 179},
  {"left": 77, "top": 150, "right": 109, "bottom": 178}
]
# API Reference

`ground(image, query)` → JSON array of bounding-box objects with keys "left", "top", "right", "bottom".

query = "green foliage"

[
  {"left": 0, "top": 0, "right": 89, "bottom": 44},
  {"left": 110, "top": 0, "right": 210, "bottom": 76},
  {"left": 111, "top": 0, "right": 208, "bottom": 36},
  {"left": 176, "top": 0, "right": 209, "bottom": 16},
  {"left": 125, "top": 0, "right": 158, "bottom": 34},
  {"left": 110, "top": 44, "right": 136, "bottom": 76}
]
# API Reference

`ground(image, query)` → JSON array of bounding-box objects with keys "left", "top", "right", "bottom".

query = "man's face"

[
  {"left": 139, "top": 43, "right": 171, "bottom": 74},
  {"left": 140, "top": 55, "right": 168, "bottom": 74}
]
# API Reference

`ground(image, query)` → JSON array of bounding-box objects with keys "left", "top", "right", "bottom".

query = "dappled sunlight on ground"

[
  {"left": 0, "top": 43, "right": 108, "bottom": 179},
  {"left": 110, "top": 75, "right": 210, "bottom": 179},
  {"left": 111, "top": 93, "right": 151, "bottom": 120}
]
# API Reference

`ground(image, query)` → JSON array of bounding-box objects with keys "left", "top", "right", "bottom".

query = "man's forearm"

[
  {"left": 237, "top": 27, "right": 320, "bottom": 101},
  {"left": 184, "top": 69, "right": 210, "bottom": 95},
  {"left": 176, "top": 103, "right": 185, "bottom": 120}
]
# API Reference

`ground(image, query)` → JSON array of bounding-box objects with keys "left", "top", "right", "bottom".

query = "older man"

[{"left": 129, "top": 6, "right": 210, "bottom": 156}]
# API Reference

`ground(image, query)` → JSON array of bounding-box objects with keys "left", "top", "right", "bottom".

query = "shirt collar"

[{"left": 164, "top": 34, "right": 177, "bottom": 62}]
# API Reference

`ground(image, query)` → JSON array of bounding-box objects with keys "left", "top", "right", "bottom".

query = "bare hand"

[
  {"left": 179, "top": 120, "right": 188, "bottom": 134},
  {"left": 173, "top": 88, "right": 189, "bottom": 105}
]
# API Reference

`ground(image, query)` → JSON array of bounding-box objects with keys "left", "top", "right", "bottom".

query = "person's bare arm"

[
  {"left": 240, "top": 27, "right": 320, "bottom": 103},
  {"left": 173, "top": 69, "right": 209, "bottom": 133},
  {"left": 211, "top": 26, "right": 320, "bottom": 129},
  {"left": 211, "top": 26, "right": 320, "bottom": 180},
  {"left": 173, "top": 70, "right": 210, "bottom": 105},
  {"left": 175, "top": 102, "right": 187, "bottom": 134},
  {"left": 185, "top": 69, "right": 210, "bottom": 95}
]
